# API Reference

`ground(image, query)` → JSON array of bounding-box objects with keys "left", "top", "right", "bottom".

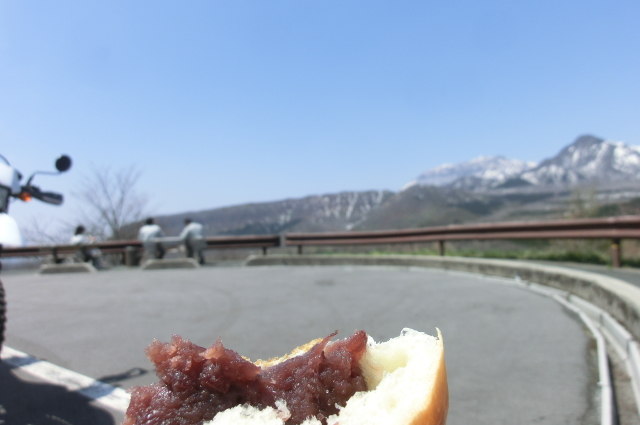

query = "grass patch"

[{"left": 622, "top": 258, "right": 640, "bottom": 268}]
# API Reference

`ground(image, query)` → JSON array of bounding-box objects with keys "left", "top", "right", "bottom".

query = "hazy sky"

[{"left": 2, "top": 1, "right": 640, "bottom": 235}]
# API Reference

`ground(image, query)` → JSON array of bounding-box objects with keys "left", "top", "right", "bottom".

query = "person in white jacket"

[
  {"left": 138, "top": 218, "right": 166, "bottom": 259},
  {"left": 180, "top": 218, "right": 206, "bottom": 264}
]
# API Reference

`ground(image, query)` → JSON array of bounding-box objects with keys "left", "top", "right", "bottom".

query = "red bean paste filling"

[{"left": 123, "top": 330, "right": 368, "bottom": 425}]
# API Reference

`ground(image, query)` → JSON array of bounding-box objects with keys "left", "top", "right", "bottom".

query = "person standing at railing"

[
  {"left": 179, "top": 218, "right": 205, "bottom": 264},
  {"left": 70, "top": 225, "right": 102, "bottom": 268},
  {"left": 138, "top": 218, "right": 166, "bottom": 259}
]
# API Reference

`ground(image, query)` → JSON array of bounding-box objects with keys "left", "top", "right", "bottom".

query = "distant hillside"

[
  {"left": 359, "top": 185, "right": 500, "bottom": 229},
  {"left": 156, "top": 190, "right": 394, "bottom": 236},
  {"left": 154, "top": 184, "right": 570, "bottom": 237}
]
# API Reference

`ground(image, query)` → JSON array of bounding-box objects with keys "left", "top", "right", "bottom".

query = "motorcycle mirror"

[{"left": 55, "top": 155, "right": 72, "bottom": 172}]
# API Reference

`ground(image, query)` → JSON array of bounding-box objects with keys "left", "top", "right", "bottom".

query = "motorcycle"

[{"left": 0, "top": 154, "right": 72, "bottom": 350}]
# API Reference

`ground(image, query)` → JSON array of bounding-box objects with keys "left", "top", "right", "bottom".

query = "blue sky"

[{"left": 2, "top": 1, "right": 640, "bottom": 234}]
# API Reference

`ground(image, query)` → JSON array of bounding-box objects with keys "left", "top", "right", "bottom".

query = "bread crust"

[{"left": 408, "top": 343, "right": 448, "bottom": 425}]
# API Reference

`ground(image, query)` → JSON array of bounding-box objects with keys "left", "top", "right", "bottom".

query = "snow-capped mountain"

[
  {"left": 519, "top": 135, "right": 640, "bottom": 186},
  {"left": 403, "top": 156, "right": 536, "bottom": 191},
  {"left": 405, "top": 135, "right": 640, "bottom": 191}
]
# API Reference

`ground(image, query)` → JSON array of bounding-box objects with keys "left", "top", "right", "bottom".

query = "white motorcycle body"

[
  {"left": 0, "top": 162, "right": 25, "bottom": 247},
  {"left": 0, "top": 162, "right": 21, "bottom": 195},
  {"left": 0, "top": 213, "right": 24, "bottom": 247}
]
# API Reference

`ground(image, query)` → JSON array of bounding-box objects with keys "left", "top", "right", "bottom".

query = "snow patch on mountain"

[
  {"left": 520, "top": 135, "right": 640, "bottom": 185},
  {"left": 403, "top": 156, "right": 536, "bottom": 190}
]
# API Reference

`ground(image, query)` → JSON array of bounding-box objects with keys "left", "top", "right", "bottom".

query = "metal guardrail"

[
  {"left": 205, "top": 234, "right": 281, "bottom": 250},
  {"left": 284, "top": 216, "right": 640, "bottom": 267},
  {"left": 0, "top": 235, "right": 282, "bottom": 263},
  {"left": 2, "top": 216, "right": 640, "bottom": 267},
  {"left": 0, "top": 240, "right": 147, "bottom": 262}
]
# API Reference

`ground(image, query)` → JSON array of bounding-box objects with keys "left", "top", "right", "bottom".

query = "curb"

[
  {"left": 39, "top": 263, "right": 97, "bottom": 274},
  {"left": 140, "top": 258, "right": 200, "bottom": 270}
]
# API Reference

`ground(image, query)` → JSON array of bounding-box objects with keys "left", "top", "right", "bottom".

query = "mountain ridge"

[
  {"left": 155, "top": 135, "right": 640, "bottom": 236},
  {"left": 406, "top": 134, "right": 640, "bottom": 192}
]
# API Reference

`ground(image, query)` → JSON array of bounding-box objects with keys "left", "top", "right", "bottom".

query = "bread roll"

[{"left": 205, "top": 328, "right": 448, "bottom": 425}]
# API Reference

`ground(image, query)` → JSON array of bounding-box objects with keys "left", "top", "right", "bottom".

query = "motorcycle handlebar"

[
  {"left": 22, "top": 186, "right": 64, "bottom": 205},
  {"left": 37, "top": 191, "right": 64, "bottom": 205}
]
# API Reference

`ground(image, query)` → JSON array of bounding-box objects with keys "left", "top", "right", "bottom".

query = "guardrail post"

[
  {"left": 298, "top": 245, "right": 303, "bottom": 255},
  {"left": 438, "top": 240, "right": 445, "bottom": 256},
  {"left": 611, "top": 239, "right": 621, "bottom": 268}
]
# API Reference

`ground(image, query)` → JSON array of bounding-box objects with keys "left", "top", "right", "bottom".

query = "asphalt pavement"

[{"left": 1, "top": 264, "right": 599, "bottom": 425}]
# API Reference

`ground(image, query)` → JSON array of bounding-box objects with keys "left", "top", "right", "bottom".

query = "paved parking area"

[{"left": 1, "top": 265, "right": 598, "bottom": 424}]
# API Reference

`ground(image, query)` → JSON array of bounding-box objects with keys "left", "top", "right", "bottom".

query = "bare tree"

[
  {"left": 74, "top": 166, "right": 149, "bottom": 240},
  {"left": 21, "top": 216, "right": 73, "bottom": 245}
]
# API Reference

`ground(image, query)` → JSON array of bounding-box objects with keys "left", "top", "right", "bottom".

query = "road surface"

[{"left": 1, "top": 265, "right": 598, "bottom": 424}]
